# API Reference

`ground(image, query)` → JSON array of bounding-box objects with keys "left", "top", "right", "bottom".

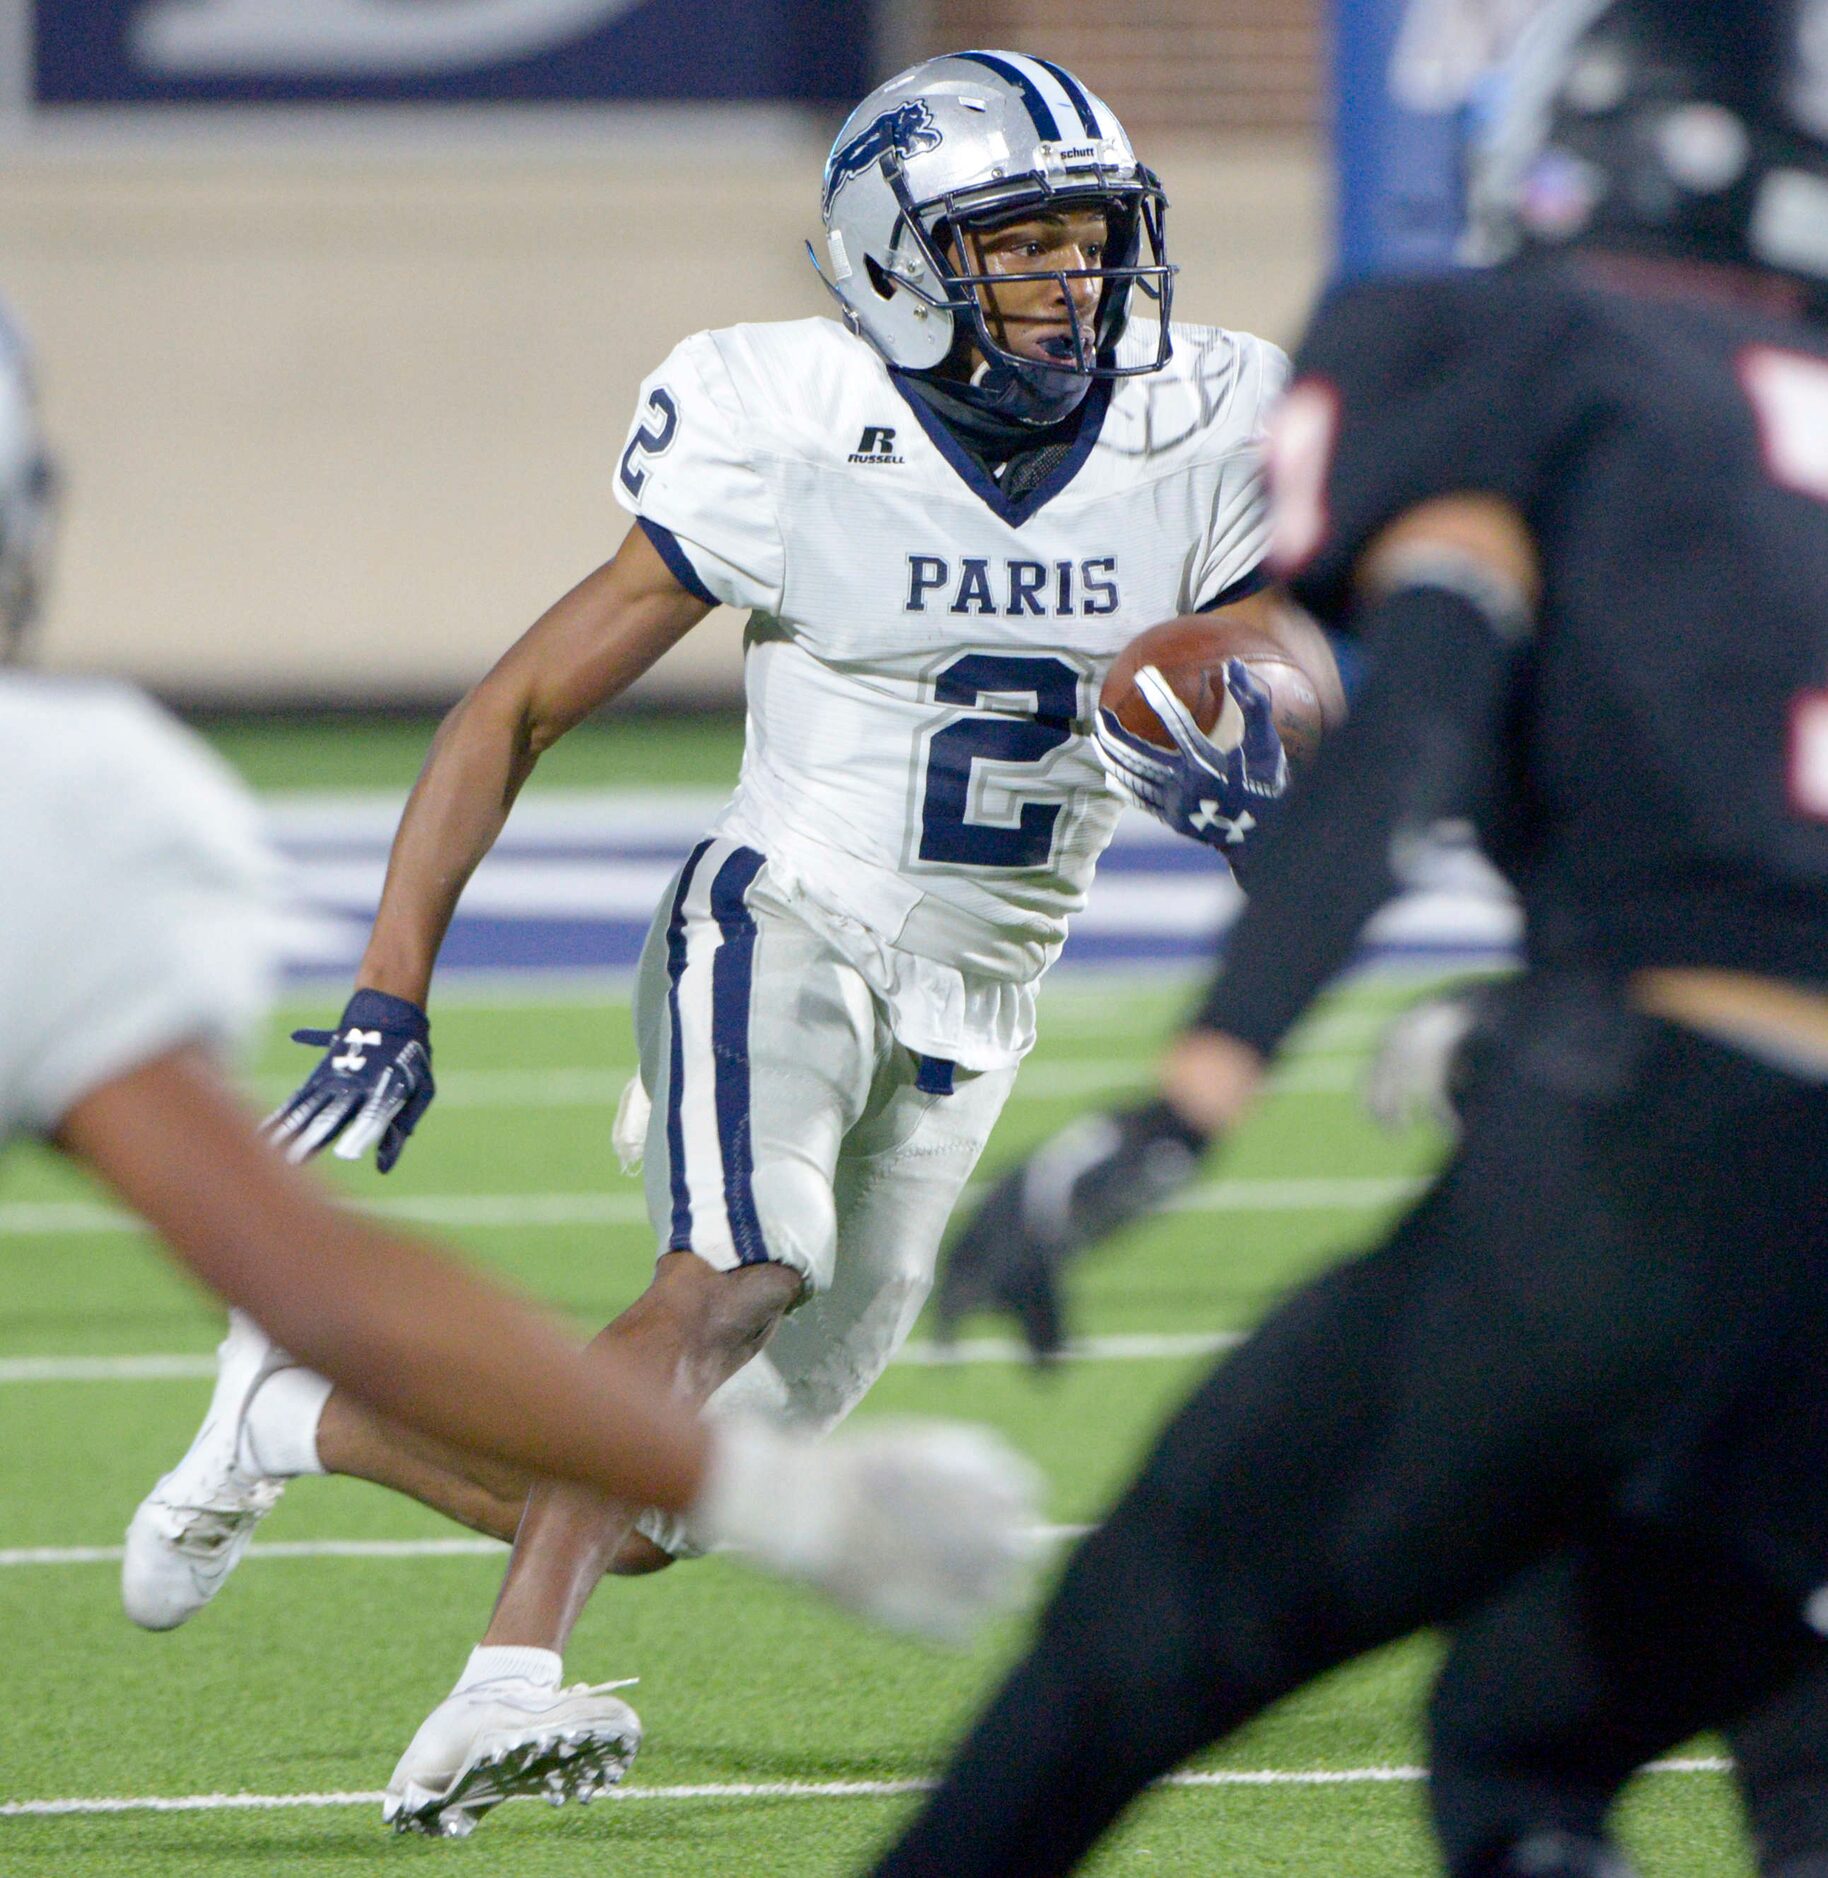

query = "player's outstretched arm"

[
  {"left": 63, "top": 1045, "right": 1042, "bottom": 1641},
  {"left": 356, "top": 525, "right": 713, "bottom": 1008},
  {"left": 67, "top": 1045, "right": 712, "bottom": 1509},
  {"left": 267, "top": 526, "right": 712, "bottom": 1170},
  {"left": 942, "top": 506, "right": 1530, "bottom": 1359},
  {"left": 1181, "top": 495, "right": 1538, "bottom": 1116}
]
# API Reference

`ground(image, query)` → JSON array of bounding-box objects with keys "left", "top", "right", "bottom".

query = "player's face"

[{"left": 954, "top": 206, "right": 1110, "bottom": 372}]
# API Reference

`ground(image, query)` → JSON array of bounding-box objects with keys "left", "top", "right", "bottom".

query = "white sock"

[
  {"left": 240, "top": 1367, "right": 332, "bottom": 1478},
  {"left": 455, "top": 1645, "right": 563, "bottom": 1693}
]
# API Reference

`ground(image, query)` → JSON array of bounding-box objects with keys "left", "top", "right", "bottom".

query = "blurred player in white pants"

[{"left": 125, "top": 49, "right": 1334, "bottom": 1837}]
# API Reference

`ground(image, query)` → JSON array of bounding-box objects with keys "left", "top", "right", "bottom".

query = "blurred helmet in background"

[
  {"left": 1402, "top": 0, "right": 1828, "bottom": 286},
  {"left": 812, "top": 50, "right": 1175, "bottom": 424},
  {"left": 0, "top": 303, "right": 56, "bottom": 666}
]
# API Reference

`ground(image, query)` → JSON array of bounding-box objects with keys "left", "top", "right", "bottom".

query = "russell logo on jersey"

[{"left": 850, "top": 425, "right": 905, "bottom": 464}]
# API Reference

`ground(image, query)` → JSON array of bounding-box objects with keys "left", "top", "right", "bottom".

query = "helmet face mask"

[
  {"left": 893, "top": 170, "right": 1170, "bottom": 375},
  {"left": 814, "top": 51, "right": 1176, "bottom": 421}
]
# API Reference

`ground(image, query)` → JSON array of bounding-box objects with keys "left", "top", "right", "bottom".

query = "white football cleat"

[
  {"left": 121, "top": 1310, "right": 288, "bottom": 1630},
  {"left": 382, "top": 1677, "right": 642, "bottom": 1838}
]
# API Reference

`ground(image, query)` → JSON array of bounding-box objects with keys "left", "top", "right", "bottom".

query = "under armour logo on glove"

[
  {"left": 263, "top": 990, "right": 435, "bottom": 1174},
  {"left": 332, "top": 1029, "right": 383, "bottom": 1073},
  {"left": 1189, "top": 803, "right": 1256, "bottom": 844},
  {"left": 1094, "top": 659, "right": 1288, "bottom": 858}
]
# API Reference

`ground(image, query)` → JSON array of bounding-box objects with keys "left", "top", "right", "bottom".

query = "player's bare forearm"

[
  {"left": 1359, "top": 494, "right": 1540, "bottom": 608},
  {"left": 58, "top": 1047, "right": 711, "bottom": 1513},
  {"left": 357, "top": 526, "right": 712, "bottom": 1004},
  {"left": 1159, "top": 1028, "right": 1266, "bottom": 1139}
]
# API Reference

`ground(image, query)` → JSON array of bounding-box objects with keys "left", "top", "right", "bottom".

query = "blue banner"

[
  {"left": 35, "top": 0, "right": 872, "bottom": 107},
  {"left": 1332, "top": 0, "right": 1465, "bottom": 278}
]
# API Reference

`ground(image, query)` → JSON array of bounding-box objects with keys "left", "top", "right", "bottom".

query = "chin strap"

[
  {"left": 964, "top": 354, "right": 1093, "bottom": 427},
  {"left": 899, "top": 361, "right": 1091, "bottom": 463}
]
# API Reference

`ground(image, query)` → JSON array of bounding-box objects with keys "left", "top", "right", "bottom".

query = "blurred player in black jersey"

[{"left": 876, "top": 4, "right": 1828, "bottom": 1875}]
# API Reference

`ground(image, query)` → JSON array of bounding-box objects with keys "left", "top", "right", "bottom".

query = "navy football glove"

[
  {"left": 1095, "top": 658, "right": 1288, "bottom": 854},
  {"left": 934, "top": 1100, "right": 1211, "bottom": 1364},
  {"left": 264, "top": 989, "right": 435, "bottom": 1173}
]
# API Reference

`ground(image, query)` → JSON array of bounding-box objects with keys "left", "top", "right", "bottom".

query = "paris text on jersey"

[{"left": 905, "top": 554, "right": 1119, "bottom": 617}]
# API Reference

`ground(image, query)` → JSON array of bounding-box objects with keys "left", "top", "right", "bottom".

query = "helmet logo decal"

[{"left": 823, "top": 99, "right": 943, "bottom": 217}]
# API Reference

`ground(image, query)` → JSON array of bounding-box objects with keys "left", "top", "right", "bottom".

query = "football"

[{"left": 1100, "top": 613, "right": 1333, "bottom": 772}]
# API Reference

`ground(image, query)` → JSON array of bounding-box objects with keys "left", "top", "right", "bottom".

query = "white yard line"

[
  {"left": 1167, "top": 1175, "right": 1423, "bottom": 1213},
  {"left": 239, "top": 1055, "right": 1366, "bottom": 1110},
  {"left": 0, "top": 1176, "right": 1424, "bottom": 1240},
  {"left": 0, "top": 1330, "right": 1245, "bottom": 1387},
  {"left": 895, "top": 1329, "right": 1243, "bottom": 1368},
  {"left": 0, "top": 1525, "right": 1096, "bottom": 1571},
  {"left": 0, "top": 1537, "right": 503, "bottom": 1567},
  {"left": 0, "top": 1355, "right": 221, "bottom": 1383},
  {"left": 0, "top": 1759, "right": 1731, "bottom": 1819}
]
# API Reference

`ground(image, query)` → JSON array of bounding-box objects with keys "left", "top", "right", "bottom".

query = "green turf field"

[{"left": 0, "top": 721, "right": 1754, "bottom": 1876}]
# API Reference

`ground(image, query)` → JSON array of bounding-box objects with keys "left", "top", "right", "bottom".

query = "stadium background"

[
  {"left": 2, "top": 0, "right": 1348, "bottom": 707},
  {"left": 7, "top": 8, "right": 1749, "bottom": 1877}
]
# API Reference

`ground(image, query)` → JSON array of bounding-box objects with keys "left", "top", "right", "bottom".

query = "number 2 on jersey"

[
  {"left": 918, "top": 653, "right": 1081, "bottom": 868},
  {"left": 619, "top": 388, "right": 679, "bottom": 499}
]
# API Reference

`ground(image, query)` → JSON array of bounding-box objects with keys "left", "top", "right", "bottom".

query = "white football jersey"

[
  {"left": 614, "top": 314, "right": 1285, "bottom": 1064},
  {"left": 0, "top": 676, "right": 280, "bottom": 1146}
]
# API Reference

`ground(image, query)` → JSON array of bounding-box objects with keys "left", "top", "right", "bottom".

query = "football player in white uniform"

[{"left": 127, "top": 49, "right": 1330, "bottom": 1837}]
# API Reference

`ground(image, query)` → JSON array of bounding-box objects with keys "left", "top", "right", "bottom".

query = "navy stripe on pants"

[
  {"left": 662, "top": 840, "right": 712, "bottom": 1251},
  {"left": 707, "top": 846, "right": 769, "bottom": 1265}
]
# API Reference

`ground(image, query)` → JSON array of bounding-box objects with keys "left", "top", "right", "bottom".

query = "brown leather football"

[{"left": 1100, "top": 614, "right": 1329, "bottom": 771}]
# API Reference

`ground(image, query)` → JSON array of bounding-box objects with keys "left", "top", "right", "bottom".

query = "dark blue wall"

[{"left": 36, "top": 0, "right": 874, "bottom": 107}]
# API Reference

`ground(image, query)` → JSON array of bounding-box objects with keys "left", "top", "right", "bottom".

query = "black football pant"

[
  {"left": 1429, "top": 1527, "right": 1828, "bottom": 1877},
  {"left": 872, "top": 986, "right": 1828, "bottom": 1877},
  {"left": 1429, "top": 1537, "right": 1824, "bottom": 1875},
  {"left": 1730, "top": 1655, "right": 1828, "bottom": 1878}
]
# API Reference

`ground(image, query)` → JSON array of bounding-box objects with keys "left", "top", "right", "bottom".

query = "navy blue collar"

[{"left": 888, "top": 368, "right": 1111, "bottom": 528}]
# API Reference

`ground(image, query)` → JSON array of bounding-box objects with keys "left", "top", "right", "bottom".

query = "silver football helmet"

[
  {"left": 0, "top": 303, "right": 55, "bottom": 665},
  {"left": 812, "top": 51, "right": 1174, "bottom": 417}
]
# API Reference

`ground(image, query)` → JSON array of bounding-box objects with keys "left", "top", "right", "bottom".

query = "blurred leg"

[
  {"left": 1730, "top": 1653, "right": 1828, "bottom": 1877},
  {"left": 872, "top": 1166, "right": 1618, "bottom": 1877},
  {"left": 1431, "top": 1533, "right": 1824, "bottom": 1877}
]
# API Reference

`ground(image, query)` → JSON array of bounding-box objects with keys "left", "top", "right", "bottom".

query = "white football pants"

[{"left": 630, "top": 838, "right": 1017, "bottom": 1554}]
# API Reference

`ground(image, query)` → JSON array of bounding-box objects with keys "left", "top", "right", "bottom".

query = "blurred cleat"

[{"left": 121, "top": 1310, "right": 288, "bottom": 1630}]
